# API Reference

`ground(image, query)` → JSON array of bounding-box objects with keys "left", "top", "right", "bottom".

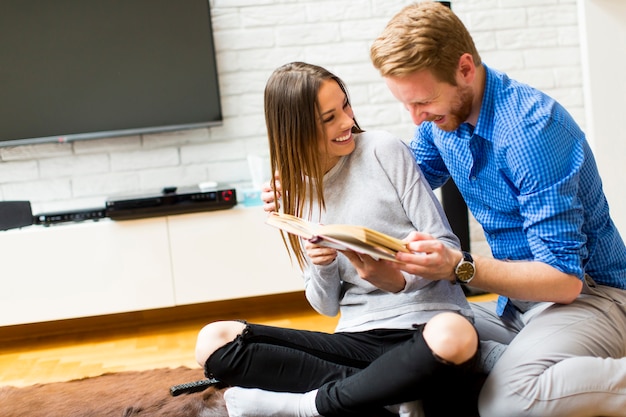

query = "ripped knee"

[
  {"left": 423, "top": 312, "right": 478, "bottom": 365},
  {"left": 195, "top": 320, "right": 247, "bottom": 367}
]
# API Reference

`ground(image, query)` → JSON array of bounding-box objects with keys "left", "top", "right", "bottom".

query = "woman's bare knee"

[
  {"left": 423, "top": 312, "right": 478, "bottom": 365},
  {"left": 195, "top": 320, "right": 246, "bottom": 367}
]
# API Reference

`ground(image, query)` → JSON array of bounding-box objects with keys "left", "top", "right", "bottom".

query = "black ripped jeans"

[{"left": 205, "top": 322, "right": 480, "bottom": 417}]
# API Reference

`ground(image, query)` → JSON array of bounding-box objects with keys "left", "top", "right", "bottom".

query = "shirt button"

[{"left": 470, "top": 175, "right": 477, "bottom": 181}]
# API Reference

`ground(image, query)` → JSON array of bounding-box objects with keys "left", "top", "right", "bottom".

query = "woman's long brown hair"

[{"left": 264, "top": 62, "right": 362, "bottom": 268}]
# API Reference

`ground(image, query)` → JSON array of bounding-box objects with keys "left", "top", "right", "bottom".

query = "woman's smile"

[{"left": 332, "top": 131, "right": 353, "bottom": 143}]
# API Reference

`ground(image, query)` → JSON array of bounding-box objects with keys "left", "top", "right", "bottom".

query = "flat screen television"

[{"left": 0, "top": 0, "right": 222, "bottom": 147}]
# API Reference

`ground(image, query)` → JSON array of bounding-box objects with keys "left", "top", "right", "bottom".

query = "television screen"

[{"left": 0, "top": 0, "right": 222, "bottom": 147}]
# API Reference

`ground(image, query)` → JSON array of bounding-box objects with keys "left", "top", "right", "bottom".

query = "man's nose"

[{"left": 410, "top": 108, "right": 429, "bottom": 125}]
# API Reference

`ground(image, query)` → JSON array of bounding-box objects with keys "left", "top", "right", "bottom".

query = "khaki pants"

[{"left": 474, "top": 278, "right": 626, "bottom": 417}]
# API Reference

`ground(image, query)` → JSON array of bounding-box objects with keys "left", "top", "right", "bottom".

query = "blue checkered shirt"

[{"left": 411, "top": 65, "right": 626, "bottom": 314}]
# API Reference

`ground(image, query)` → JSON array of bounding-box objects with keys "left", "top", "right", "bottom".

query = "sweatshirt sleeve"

[
  {"left": 302, "top": 261, "right": 342, "bottom": 317},
  {"left": 373, "top": 134, "right": 461, "bottom": 292},
  {"left": 400, "top": 270, "right": 435, "bottom": 293},
  {"left": 384, "top": 138, "right": 460, "bottom": 250}
]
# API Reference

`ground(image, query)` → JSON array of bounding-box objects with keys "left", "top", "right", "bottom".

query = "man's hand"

[
  {"left": 394, "top": 231, "right": 460, "bottom": 283},
  {"left": 342, "top": 250, "right": 407, "bottom": 293},
  {"left": 396, "top": 233, "right": 584, "bottom": 304}
]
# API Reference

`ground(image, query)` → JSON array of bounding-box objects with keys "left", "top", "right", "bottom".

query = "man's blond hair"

[{"left": 370, "top": 2, "right": 481, "bottom": 85}]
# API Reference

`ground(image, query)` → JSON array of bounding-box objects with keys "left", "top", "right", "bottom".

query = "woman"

[{"left": 195, "top": 62, "right": 479, "bottom": 417}]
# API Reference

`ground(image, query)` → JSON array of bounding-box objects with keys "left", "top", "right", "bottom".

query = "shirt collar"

[{"left": 469, "top": 63, "right": 497, "bottom": 143}]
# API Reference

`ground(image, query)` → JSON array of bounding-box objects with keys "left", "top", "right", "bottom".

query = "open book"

[{"left": 265, "top": 212, "right": 409, "bottom": 262}]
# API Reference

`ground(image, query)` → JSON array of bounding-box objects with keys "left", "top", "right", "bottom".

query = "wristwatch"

[{"left": 454, "top": 251, "right": 476, "bottom": 284}]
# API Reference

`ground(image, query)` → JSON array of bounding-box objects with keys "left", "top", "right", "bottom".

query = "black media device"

[
  {"left": 33, "top": 207, "right": 107, "bottom": 226},
  {"left": 105, "top": 186, "right": 237, "bottom": 221},
  {"left": 170, "top": 378, "right": 219, "bottom": 397}
]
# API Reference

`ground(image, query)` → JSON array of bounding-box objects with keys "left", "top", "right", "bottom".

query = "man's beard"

[{"left": 436, "top": 85, "right": 473, "bottom": 132}]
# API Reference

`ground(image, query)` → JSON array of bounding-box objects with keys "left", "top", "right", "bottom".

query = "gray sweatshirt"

[{"left": 302, "top": 130, "right": 472, "bottom": 332}]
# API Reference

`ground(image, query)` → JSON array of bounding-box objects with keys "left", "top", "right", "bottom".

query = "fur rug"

[
  {"left": 0, "top": 367, "right": 228, "bottom": 417},
  {"left": 0, "top": 366, "right": 483, "bottom": 417}
]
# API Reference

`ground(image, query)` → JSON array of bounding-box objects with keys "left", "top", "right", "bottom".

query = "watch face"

[{"left": 457, "top": 262, "right": 475, "bottom": 282}]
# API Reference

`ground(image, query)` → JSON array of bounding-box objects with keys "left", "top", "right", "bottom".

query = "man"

[{"left": 369, "top": 2, "right": 626, "bottom": 416}]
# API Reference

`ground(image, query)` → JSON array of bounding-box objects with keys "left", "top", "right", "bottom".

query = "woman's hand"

[
  {"left": 342, "top": 250, "right": 407, "bottom": 293},
  {"left": 304, "top": 240, "right": 338, "bottom": 266},
  {"left": 261, "top": 172, "right": 281, "bottom": 213}
]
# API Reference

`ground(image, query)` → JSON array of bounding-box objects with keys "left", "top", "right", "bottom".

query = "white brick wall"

[{"left": 0, "top": 0, "right": 585, "bottom": 230}]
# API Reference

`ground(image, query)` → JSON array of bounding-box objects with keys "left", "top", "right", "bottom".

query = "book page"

[{"left": 265, "top": 212, "right": 316, "bottom": 240}]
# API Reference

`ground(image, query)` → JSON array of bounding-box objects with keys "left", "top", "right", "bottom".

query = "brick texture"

[{"left": 0, "top": 0, "right": 584, "bottom": 253}]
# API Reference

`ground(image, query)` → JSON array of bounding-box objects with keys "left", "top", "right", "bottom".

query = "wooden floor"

[
  {"left": 0, "top": 291, "right": 496, "bottom": 388},
  {"left": 0, "top": 292, "right": 338, "bottom": 388}
]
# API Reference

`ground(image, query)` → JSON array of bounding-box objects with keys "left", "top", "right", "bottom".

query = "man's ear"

[{"left": 458, "top": 53, "right": 476, "bottom": 83}]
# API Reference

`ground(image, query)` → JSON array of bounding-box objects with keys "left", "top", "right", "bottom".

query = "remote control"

[{"left": 169, "top": 378, "right": 219, "bottom": 396}]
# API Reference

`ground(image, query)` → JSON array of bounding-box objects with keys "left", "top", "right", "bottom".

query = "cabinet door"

[
  {"left": 0, "top": 218, "right": 174, "bottom": 326},
  {"left": 167, "top": 207, "right": 303, "bottom": 305}
]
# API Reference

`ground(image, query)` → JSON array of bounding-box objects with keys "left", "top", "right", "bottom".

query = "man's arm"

[{"left": 395, "top": 231, "right": 583, "bottom": 304}]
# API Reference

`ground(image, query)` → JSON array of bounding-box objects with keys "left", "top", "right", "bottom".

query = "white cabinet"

[
  {"left": 168, "top": 208, "right": 303, "bottom": 305},
  {"left": 0, "top": 207, "right": 303, "bottom": 327},
  {"left": 0, "top": 218, "right": 174, "bottom": 326}
]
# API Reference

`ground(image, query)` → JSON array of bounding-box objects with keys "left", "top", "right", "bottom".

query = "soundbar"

[{"left": 105, "top": 186, "right": 237, "bottom": 220}]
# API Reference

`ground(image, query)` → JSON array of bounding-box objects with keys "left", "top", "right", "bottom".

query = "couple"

[{"left": 195, "top": 3, "right": 626, "bottom": 417}]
